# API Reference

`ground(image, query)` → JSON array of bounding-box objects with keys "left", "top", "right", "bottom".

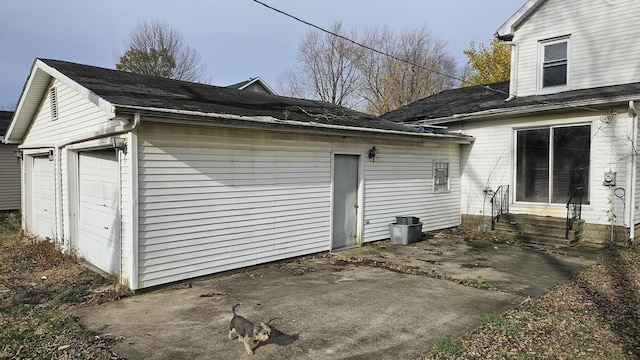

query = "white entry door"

[
  {"left": 77, "top": 150, "right": 120, "bottom": 274},
  {"left": 30, "top": 156, "right": 56, "bottom": 239}
]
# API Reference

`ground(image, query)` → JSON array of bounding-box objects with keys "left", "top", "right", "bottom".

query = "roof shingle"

[{"left": 381, "top": 81, "right": 640, "bottom": 123}]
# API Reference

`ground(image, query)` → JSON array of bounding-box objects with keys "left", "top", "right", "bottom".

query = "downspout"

[
  {"left": 129, "top": 113, "right": 141, "bottom": 291},
  {"left": 503, "top": 41, "right": 518, "bottom": 102},
  {"left": 628, "top": 101, "right": 638, "bottom": 243}
]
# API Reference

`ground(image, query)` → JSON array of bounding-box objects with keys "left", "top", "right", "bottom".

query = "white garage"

[
  {"left": 5, "top": 59, "right": 472, "bottom": 290},
  {"left": 76, "top": 150, "right": 121, "bottom": 274}
]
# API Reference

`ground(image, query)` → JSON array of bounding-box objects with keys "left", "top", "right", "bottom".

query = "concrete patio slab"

[{"left": 73, "top": 231, "right": 605, "bottom": 359}]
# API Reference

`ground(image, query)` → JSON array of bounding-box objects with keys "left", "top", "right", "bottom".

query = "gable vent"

[{"left": 50, "top": 87, "right": 58, "bottom": 120}]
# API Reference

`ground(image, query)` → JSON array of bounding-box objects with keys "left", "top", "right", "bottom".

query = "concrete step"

[
  {"left": 492, "top": 214, "right": 585, "bottom": 247},
  {"left": 493, "top": 222, "right": 584, "bottom": 240},
  {"left": 493, "top": 230, "right": 581, "bottom": 247}
]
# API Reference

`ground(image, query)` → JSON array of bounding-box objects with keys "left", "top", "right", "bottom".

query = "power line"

[
  {"left": 251, "top": 0, "right": 601, "bottom": 113},
  {"left": 252, "top": 0, "right": 477, "bottom": 89}
]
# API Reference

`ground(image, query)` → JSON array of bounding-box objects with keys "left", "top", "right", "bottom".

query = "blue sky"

[{"left": 0, "top": 0, "right": 524, "bottom": 108}]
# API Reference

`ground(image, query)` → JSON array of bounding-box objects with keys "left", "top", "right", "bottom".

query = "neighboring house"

[
  {"left": 4, "top": 58, "right": 471, "bottom": 290},
  {"left": 0, "top": 110, "right": 21, "bottom": 211},
  {"left": 227, "top": 77, "right": 277, "bottom": 95},
  {"left": 383, "top": 0, "right": 640, "bottom": 245}
]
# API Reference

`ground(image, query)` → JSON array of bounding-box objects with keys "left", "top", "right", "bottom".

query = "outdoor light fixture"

[
  {"left": 48, "top": 150, "right": 54, "bottom": 161},
  {"left": 14, "top": 148, "right": 23, "bottom": 159},
  {"left": 111, "top": 137, "right": 127, "bottom": 154},
  {"left": 368, "top": 146, "right": 378, "bottom": 162}
]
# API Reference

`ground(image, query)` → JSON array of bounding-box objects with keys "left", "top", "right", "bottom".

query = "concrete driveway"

[{"left": 74, "top": 230, "right": 605, "bottom": 359}]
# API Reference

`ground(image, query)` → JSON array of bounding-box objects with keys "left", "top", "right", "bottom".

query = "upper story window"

[{"left": 539, "top": 37, "right": 569, "bottom": 92}]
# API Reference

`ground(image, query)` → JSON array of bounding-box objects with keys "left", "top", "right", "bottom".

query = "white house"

[
  {"left": 383, "top": 0, "right": 640, "bottom": 245},
  {"left": 0, "top": 111, "right": 21, "bottom": 211},
  {"left": 4, "top": 58, "right": 472, "bottom": 290}
]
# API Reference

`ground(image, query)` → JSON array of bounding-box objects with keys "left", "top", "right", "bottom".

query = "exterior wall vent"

[{"left": 50, "top": 87, "right": 58, "bottom": 121}]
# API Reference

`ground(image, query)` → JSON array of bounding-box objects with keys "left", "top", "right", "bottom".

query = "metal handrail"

[
  {"left": 490, "top": 185, "right": 509, "bottom": 230},
  {"left": 565, "top": 187, "right": 584, "bottom": 239}
]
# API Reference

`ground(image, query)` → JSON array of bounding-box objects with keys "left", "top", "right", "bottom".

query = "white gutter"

[
  {"left": 628, "top": 101, "right": 638, "bottom": 243},
  {"left": 115, "top": 105, "right": 474, "bottom": 144}
]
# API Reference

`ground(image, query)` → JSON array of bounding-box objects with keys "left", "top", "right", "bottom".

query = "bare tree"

[
  {"left": 278, "top": 22, "right": 363, "bottom": 108},
  {"left": 358, "top": 27, "right": 458, "bottom": 115},
  {"left": 116, "top": 20, "right": 208, "bottom": 83},
  {"left": 278, "top": 23, "right": 457, "bottom": 115}
]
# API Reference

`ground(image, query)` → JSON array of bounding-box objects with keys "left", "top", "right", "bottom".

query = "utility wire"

[{"left": 251, "top": 0, "right": 601, "bottom": 113}]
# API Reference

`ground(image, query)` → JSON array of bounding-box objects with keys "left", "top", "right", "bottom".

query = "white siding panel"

[
  {"left": 0, "top": 145, "right": 21, "bottom": 210},
  {"left": 512, "top": 0, "right": 640, "bottom": 96},
  {"left": 458, "top": 118, "right": 513, "bottom": 219},
  {"left": 363, "top": 144, "right": 461, "bottom": 241},
  {"left": 136, "top": 124, "right": 332, "bottom": 287},
  {"left": 589, "top": 112, "right": 629, "bottom": 227},
  {"left": 22, "top": 80, "right": 111, "bottom": 147},
  {"left": 136, "top": 122, "right": 463, "bottom": 288}
]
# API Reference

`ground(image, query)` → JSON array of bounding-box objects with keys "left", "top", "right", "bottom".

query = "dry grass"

[
  {"left": 0, "top": 212, "right": 130, "bottom": 359},
  {"left": 427, "top": 245, "right": 640, "bottom": 359}
]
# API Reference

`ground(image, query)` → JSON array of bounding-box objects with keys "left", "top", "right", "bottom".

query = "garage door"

[
  {"left": 31, "top": 156, "right": 56, "bottom": 239},
  {"left": 77, "top": 150, "right": 120, "bottom": 274}
]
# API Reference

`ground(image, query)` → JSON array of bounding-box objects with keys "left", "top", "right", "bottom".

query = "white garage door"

[
  {"left": 31, "top": 156, "right": 56, "bottom": 239},
  {"left": 77, "top": 150, "right": 120, "bottom": 274}
]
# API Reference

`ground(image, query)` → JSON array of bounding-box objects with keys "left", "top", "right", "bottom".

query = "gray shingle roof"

[
  {"left": 381, "top": 81, "right": 640, "bottom": 123},
  {"left": 41, "top": 59, "right": 421, "bottom": 134}
]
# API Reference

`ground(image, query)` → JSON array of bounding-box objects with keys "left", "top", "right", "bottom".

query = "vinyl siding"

[
  {"left": 458, "top": 118, "right": 513, "bottom": 220},
  {"left": 512, "top": 0, "right": 640, "bottom": 96},
  {"left": 363, "top": 143, "right": 460, "bottom": 240},
  {"left": 22, "top": 80, "right": 112, "bottom": 146},
  {"left": 0, "top": 145, "right": 21, "bottom": 210},
  {"left": 589, "top": 107, "right": 629, "bottom": 228},
  {"left": 457, "top": 110, "right": 634, "bottom": 230},
  {"left": 137, "top": 123, "right": 331, "bottom": 287},
  {"left": 136, "top": 122, "right": 461, "bottom": 288}
]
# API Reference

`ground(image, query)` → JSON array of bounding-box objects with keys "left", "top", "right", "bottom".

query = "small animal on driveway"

[{"left": 228, "top": 303, "right": 271, "bottom": 355}]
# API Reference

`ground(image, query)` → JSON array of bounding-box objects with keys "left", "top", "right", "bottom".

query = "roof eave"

[
  {"left": 416, "top": 94, "right": 640, "bottom": 125},
  {"left": 114, "top": 104, "right": 474, "bottom": 144},
  {"left": 496, "top": 0, "right": 547, "bottom": 40},
  {"left": 6, "top": 59, "right": 116, "bottom": 144}
]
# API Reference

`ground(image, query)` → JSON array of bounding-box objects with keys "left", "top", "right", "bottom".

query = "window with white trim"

[
  {"left": 539, "top": 37, "right": 569, "bottom": 91},
  {"left": 515, "top": 124, "right": 590, "bottom": 204},
  {"left": 433, "top": 161, "right": 449, "bottom": 192}
]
